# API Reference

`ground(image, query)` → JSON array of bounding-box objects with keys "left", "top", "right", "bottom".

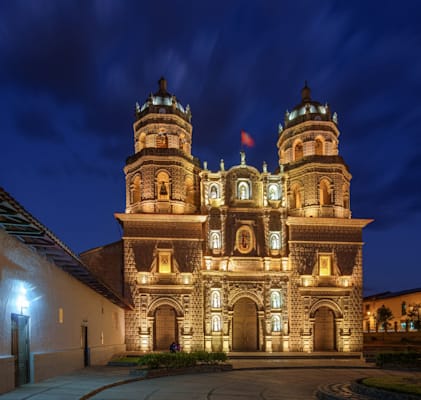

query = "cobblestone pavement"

[
  {"left": 1, "top": 359, "right": 420, "bottom": 400},
  {"left": 89, "top": 368, "right": 421, "bottom": 400}
]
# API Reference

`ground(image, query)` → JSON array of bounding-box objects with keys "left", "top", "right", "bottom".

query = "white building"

[{"left": 0, "top": 188, "right": 128, "bottom": 394}]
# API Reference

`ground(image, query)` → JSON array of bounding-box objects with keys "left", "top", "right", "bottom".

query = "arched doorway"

[
  {"left": 314, "top": 306, "right": 336, "bottom": 351},
  {"left": 232, "top": 298, "right": 258, "bottom": 351},
  {"left": 154, "top": 305, "right": 177, "bottom": 350}
]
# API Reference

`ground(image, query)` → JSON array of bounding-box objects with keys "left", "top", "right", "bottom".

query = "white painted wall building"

[{"left": 0, "top": 188, "right": 129, "bottom": 395}]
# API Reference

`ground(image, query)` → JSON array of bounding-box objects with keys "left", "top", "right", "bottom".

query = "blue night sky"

[{"left": 1, "top": 1, "right": 420, "bottom": 296}]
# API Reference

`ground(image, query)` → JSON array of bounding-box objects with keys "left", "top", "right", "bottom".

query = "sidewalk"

[{"left": 0, "top": 357, "right": 373, "bottom": 400}]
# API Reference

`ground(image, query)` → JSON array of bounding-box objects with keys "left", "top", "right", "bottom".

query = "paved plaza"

[{"left": 1, "top": 359, "right": 420, "bottom": 400}]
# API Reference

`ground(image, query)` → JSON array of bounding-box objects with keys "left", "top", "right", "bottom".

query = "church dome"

[
  {"left": 135, "top": 77, "right": 191, "bottom": 122},
  {"left": 284, "top": 82, "right": 336, "bottom": 128}
]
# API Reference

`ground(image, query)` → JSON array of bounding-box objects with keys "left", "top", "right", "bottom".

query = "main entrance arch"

[
  {"left": 154, "top": 305, "right": 177, "bottom": 350},
  {"left": 232, "top": 297, "right": 258, "bottom": 351},
  {"left": 313, "top": 306, "right": 335, "bottom": 351}
]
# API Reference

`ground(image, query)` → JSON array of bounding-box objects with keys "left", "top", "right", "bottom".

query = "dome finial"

[
  {"left": 158, "top": 76, "right": 167, "bottom": 94},
  {"left": 301, "top": 80, "right": 311, "bottom": 102}
]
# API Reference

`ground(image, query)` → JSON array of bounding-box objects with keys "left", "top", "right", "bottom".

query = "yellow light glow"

[
  {"left": 319, "top": 255, "right": 331, "bottom": 276},
  {"left": 159, "top": 252, "right": 171, "bottom": 273}
]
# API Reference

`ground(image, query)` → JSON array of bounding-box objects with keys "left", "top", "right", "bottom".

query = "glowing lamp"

[{"left": 16, "top": 285, "right": 29, "bottom": 314}]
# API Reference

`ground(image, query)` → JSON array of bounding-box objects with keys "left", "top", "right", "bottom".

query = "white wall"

[{"left": 0, "top": 229, "right": 126, "bottom": 394}]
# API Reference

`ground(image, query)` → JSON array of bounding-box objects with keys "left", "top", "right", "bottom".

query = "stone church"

[{"left": 82, "top": 78, "right": 372, "bottom": 353}]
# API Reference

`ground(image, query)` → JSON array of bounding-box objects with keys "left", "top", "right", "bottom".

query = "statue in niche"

[
  {"left": 210, "top": 185, "right": 218, "bottom": 199},
  {"left": 239, "top": 185, "right": 247, "bottom": 200},
  {"left": 211, "top": 233, "right": 220, "bottom": 249},
  {"left": 160, "top": 181, "right": 168, "bottom": 196},
  {"left": 212, "top": 292, "right": 221, "bottom": 308},
  {"left": 240, "top": 230, "right": 250, "bottom": 250},
  {"left": 268, "top": 185, "right": 277, "bottom": 200}
]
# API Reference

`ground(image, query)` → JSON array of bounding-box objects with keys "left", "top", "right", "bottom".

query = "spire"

[{"left": 301, "top": 80, "right": 311, "bottom": 102}]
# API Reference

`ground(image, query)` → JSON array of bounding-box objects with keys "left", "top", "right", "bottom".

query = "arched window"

[
  {"left": 342, "top": 185, "right": 350, "bottom": 210},
  {"left": 269, "top": 233, "right": 281, "bottom": 250},
  {"left": 157, "top": 171, "right": 170, "bottom": 200},
  {"left": 319, "top": 179, "right": 331, "bottom": 205},
  {"left": 291, "top": 185, "right": 302, "bottom": 209},
  {"left": 271, "top": 292, "right": 281, "bottom": 309},
  {"left": 212, "top": 315, "right": 221, "bottom": 332},
  {"left": 210, "top": 232, "right": 221, "bottom": 250},
  {"left": 237, "top": 181, "right": 250, "bottom": 200},
  {"left": 294, "top": 142, "right": 303, "bottom": 161},
  {"left": 209, "top": 184, "right": 219, "bottom": 199},
  {"left": 315, "top": 138, "right": 323, "bottom": 155},
  {"left": 268, "top": 184, "right": 279, "bottom": 201},
  {"left": 185, "top": 176, "right": 194, "bottom": 203},
  {"left": 211, "top": 291, "right": 221, "bottom": 308},
  {"left": 272, "top": 315, "right": 281, "bottom": 332},
  {"left": 131, "top": 175, "right": 141, "bottom": 203}
]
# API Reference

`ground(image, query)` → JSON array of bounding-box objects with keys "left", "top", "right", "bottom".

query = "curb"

[{"left": 79, "top": 364, "right": 233, "bottom": 400}]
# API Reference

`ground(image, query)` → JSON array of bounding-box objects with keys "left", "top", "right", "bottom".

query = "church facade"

[{"left": 110, "top": 78, "right": 372, "bottom": 353}]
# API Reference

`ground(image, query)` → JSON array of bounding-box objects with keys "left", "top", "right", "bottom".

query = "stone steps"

[{"left": 227, "top": 353, "right": 362, "bottom": 360}]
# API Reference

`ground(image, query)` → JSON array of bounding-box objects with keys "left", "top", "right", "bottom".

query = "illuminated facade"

[{"left": 97, "top": 78, "right": 372, "bottom": 353}]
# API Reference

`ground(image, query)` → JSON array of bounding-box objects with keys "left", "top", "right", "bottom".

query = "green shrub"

[{"left": 137, "top": 351, "right": 227, "bottom": 369}]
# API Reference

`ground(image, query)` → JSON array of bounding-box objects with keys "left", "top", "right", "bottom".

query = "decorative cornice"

[
  {"left": 286, "top": 216, "right": 373, "bottom": 228},
  {"left": 115, "top": 213, "right": 207, "bottom": 224}
]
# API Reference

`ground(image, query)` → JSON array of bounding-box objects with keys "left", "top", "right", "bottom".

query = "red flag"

[{"left": 241, "top": 130, "right": 255, "bottom": 147}]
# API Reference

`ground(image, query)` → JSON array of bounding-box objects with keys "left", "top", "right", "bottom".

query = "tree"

[
  {"left": 376, "top": 305, "right": 393, "bottom": 333},
  {"left": 407, "top": 304, "right": 421, "bottom": 331}
]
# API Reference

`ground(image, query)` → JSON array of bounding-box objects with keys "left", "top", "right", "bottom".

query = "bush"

[
  {"left": 376, "top": 351, "right": 421, "bottom": 367},
  {"left": 191, "top": 351, "right": 227, "bottom": 364},
  {"left": 137, "top": 351, "right": 227, "bottom": 369}
]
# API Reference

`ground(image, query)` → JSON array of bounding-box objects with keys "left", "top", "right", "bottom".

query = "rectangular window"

[
  {"left": 319, "top": 254, "right": 331, "bottom": 276},
  {"left": 158, "top": 252, "right": 171, "bottom": 273}
]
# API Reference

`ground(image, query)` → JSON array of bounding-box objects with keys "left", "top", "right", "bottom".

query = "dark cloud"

[{"left": 1, "top": 0, "right": 420, "bottom": 292}]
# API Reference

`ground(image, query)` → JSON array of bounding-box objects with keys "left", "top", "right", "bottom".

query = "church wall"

[
  {"left": 0, "top": 229, "right": 125, "bottom": 393},
  {"left": 287, "top": 224, "right": 364, "bottom": 352}
]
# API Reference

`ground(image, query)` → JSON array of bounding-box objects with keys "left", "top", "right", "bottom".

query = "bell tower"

[
  {"left": 277, "top": 83, "right": 351, "bottom": 218},
  {"left": 124, "top": 77, "right": 200, "bottom": 214},
  {"left": 277, "top": 83, "right": 372, "bottom": 352}
]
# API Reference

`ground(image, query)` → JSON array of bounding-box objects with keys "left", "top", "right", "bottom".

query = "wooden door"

[
  {"left": 81, "top": 326, "right": 89, "bottom": 366},
  {"left": 232, "top": 298, "right": 258, "bottom": 351},
  {"left": 11, "top": 314, "right": 30, "bottom": 386},
  {"left": 314, "top": 307, "right": 335, "bottom": 351},
  {"left": 154, "top": 305, "right": 177, "bottom": 350}
]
